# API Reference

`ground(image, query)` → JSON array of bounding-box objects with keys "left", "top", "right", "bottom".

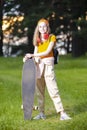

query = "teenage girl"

[{"left": 24, "top": 18, "right": 71, "bottom": 120}]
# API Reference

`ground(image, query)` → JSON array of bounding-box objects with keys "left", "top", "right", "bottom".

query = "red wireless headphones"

[
  {"left": 37, "top": 33, "right": 49, "bottom": 43},
  {"left": 43, "top": 33, "right": 49, "bottom": 39}
]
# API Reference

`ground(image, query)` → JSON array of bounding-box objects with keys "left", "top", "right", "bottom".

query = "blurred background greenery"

[{"left": 0, "top": 0, "right": 87, "bottom": 57}]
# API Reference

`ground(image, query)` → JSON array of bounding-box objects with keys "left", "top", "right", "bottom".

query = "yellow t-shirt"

[{"left": 37, "top": 34, "right": 56, "bottom": 59}]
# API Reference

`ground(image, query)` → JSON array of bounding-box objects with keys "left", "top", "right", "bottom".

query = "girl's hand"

[
  {"left": 34, "top": 57, "right": 40, "bottom": 63},
  {"left": 23, "top": 53, "right": 33, "bottom": 62},
  {"left": 25, "top": 53, "right": 33, "bottom": 58}
]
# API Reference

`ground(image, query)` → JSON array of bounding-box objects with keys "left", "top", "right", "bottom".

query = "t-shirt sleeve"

[{"left": 50, "top": 35, "right": 56, "bottom": 43}]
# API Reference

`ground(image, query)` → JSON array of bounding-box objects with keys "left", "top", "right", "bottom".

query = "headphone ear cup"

[
  {"left": 44, "top": 34, "right": 49, "bottom": 39},
  {"left": 37, "top": 34, "right": 49, "bottom": 43}
]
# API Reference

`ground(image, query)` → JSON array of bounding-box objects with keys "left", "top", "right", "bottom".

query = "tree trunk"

[
  {"left": 72, "top": 35, "right": 85, "bottom": 57},
  {"left": 0, "top": 0, "right": 4, "bottom": 56}
]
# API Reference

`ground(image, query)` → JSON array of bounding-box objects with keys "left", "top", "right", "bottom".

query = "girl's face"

[{"left": 38, "top": 22, "right": 48, "bottom": 34}]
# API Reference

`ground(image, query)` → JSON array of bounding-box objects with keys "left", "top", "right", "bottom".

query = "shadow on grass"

[
  {"left": 70, "top": 101, "right": 87, "bottom": 116},
  {"left": 46, "top": 112, "right": 57, "bottom": 119},
  {"left": 45, "top": 101, "right": 87, "bottom": 119}
]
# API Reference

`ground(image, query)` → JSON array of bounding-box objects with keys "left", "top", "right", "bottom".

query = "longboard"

[{"left": 22, "top": 58, "right": 36, "bottom": 120}]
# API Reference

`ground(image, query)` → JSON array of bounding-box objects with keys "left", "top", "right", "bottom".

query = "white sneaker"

[
  {"left": 60, "top": 112, "right": 71, "bottom": 120},
  {"left": 33, "top": 112, "right": 46, "bottom": 120}
]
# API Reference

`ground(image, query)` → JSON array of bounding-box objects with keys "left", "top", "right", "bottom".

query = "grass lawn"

[{"left": 0, "top": 54, "right": 87, "bottom": 130}]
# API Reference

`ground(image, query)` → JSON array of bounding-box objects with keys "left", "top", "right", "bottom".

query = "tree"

[
  {"left": 3, "top": 0, "right": 52, "bottom": 54},
  {"left": 2, "top": 0, "right": 87, "bottom": 56},
  {"left": 14, "top": 0, "right": 52, "bottom": 53},
  {"left": 0, "top": 0, "right": 4, "bottom": 56}
]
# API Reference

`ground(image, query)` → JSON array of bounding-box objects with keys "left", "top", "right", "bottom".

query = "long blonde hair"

[{"left": 33, "top": 18, "right": 51, "bottom": 46}]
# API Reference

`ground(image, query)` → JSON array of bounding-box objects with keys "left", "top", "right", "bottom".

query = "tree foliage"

[
  {"left": 1, "top": 0, "right": 87, "bottom": 55},
  {"left": 0, "top": 0, "right": 4, "bottom": 56}
]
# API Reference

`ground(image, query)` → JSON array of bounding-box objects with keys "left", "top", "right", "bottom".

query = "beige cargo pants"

[{"left": 36, "top": 64, "right": 64, "bottom": 114}]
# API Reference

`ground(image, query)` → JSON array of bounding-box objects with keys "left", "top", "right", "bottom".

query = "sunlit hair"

[
  {"left": 33, "top": 18, "right": 51, "bottom": 46},
  {"left": 38, "top": 18, "right": 49, "bottom": 26}
]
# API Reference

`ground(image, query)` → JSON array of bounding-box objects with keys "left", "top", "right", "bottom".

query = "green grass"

[{"left": 0, "top": 55, "right": 87, "bottom": 130}]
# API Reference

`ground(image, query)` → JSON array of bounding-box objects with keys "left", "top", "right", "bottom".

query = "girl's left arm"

[
  {"left": 33, "top": 41, "right": 54, "bottom": 57},
  {"left": 25, "top": 41, "right": 55, "bottom": 59}
]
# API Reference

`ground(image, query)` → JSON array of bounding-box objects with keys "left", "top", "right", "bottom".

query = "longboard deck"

[{"left": 22, "top": 58, "right": 36, "bottom": 120}]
